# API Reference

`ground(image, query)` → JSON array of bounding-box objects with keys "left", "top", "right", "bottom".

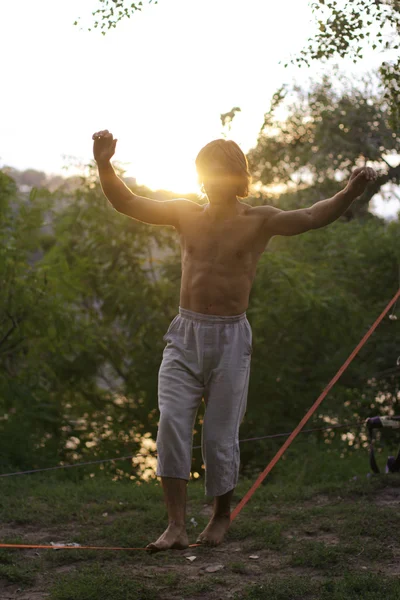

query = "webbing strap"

[{"left": 0, "top": 543, "right": 202, "bottom": 551}]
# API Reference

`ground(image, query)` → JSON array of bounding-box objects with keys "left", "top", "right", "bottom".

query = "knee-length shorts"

[{"left": 156, "top": 306, "right": 252, "bottom": 497}]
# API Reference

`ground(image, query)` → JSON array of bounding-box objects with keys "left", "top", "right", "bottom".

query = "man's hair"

[{"left": 195, "top": 139, "right": 251, "bottom": 198}]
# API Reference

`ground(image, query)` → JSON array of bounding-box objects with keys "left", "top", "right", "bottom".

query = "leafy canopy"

[{"left": 283, "top": 0, "right": 400, "bottom": 128}]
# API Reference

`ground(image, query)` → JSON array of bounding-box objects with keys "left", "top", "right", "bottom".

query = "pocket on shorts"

[
  {"left": 244, "top": 319, "right": 253, "bottom": 355},
  {"left": 162, "top": 315, "right": 180, "bottom": 342}
]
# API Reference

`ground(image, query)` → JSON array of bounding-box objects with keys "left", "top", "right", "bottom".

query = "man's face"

[{"left": 202, "top": 163, "right": 239, "bottom": 198}]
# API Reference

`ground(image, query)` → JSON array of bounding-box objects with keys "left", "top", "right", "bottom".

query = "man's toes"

[
  {"left": 196, "top": 534, "right": 213, "bottom": 545},
  {"left": 200, "top": 539, "right": 217, "bottom": 547},
  {"left": 146, "top": 542, "right": 163, "bottom": 553}
]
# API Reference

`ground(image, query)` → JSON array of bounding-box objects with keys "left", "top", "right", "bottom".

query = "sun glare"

[
  {"left": 132, "top": 159, "right": 200, "bottom": 195},
  {"left": 121, "top": 126, "right": 255, "bottom": 196}
]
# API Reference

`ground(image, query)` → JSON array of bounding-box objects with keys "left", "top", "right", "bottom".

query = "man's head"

[{"left": 195, "top": 139, "right": 251, "bottom": 200}]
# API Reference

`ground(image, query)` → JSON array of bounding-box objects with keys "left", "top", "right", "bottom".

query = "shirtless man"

[{"left": 92, "top": 130, "right": 377, "bottom": 552}]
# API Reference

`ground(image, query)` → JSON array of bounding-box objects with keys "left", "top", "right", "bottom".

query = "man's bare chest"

[{"left": 178, "top": 211, "right": 270, "bottom": 264}]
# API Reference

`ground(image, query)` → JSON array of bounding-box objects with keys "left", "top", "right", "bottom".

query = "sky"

[{"left": 1, "top": 0, "right": 399, "bottom": 219}]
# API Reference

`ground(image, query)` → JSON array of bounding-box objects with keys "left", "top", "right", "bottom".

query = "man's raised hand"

[
  {"left": 346, "top": 166, "right": 377, "bottom": 198},
  {"left": 92, "top": 130, "right": 117, "bottom": 166}
]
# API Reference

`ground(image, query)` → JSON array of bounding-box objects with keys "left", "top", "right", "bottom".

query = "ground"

[{"left": 0, "top": 469, "right": 399, "bottom": 599}]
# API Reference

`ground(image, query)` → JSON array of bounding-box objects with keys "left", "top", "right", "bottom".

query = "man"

[{"left": 92, "top": 130, "right": 377, "bottom": 552}]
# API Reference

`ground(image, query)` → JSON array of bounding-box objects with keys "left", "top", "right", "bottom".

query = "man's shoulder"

[
  {"left": 172, "top": 198, "right": 204, "bottom": 216},
  {"left": 172, "top": 198, "right": 205, "bottom": 230},
  {"left": 241, "top": 204, "right": 278, "bottom": 227},
  {"left": 173, "top": 200, "right": 275, "bottom": 224},
  {"left": 175, "top": 201, "right": 271, "bottom": 221},
  {"left": 247, "top": 204, "right": 276, "bottom": 218}
]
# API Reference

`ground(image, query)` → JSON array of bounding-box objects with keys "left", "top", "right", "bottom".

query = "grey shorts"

[{"left": 156, "top": 306, "right": 252, "bottom": 497}]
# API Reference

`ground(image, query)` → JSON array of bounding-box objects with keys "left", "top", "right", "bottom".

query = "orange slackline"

[
  {"left": 0, "top": 543, "right": 202, "bottom": 551},
  {"left": 1, "top": 288, "right": 399, "bottom": 552}
]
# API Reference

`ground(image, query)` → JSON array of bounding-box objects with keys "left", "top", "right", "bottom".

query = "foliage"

[
  {"left": 239, "top": 215, "right": 399, "bottom": 477},
  {"left": 247, "top": 71, "right": 400, "bottom": 220},
  {"left": 74, "top": 0, "right": 159, "bottom": 34},
  {"left": 285, "top": 0, "right": 400, "bottom": 128},
  {"left": 0, "top": 165, "right": 180, "bottom": 476}
]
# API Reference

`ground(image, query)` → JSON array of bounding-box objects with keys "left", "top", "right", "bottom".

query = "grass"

[
  {"left": 0, "top": 446, "right": 399, "bottom": 599},
  {"left": 234, "top": 573, "right": 400, "bottom": 600}
]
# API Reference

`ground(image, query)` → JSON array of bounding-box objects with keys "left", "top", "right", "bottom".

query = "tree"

[
  {"left": 284, "top": 0, "right": 400, "bottom": 128},
  {"left": 240, "top": 213, "right": 400, "bottom": 479},
  {"left": 0, "top": 163, "right": 180, "bottom": 477},
  {"left": 239, "top": 70, "right": 400, "bottom": 477},
  {"left": 247, "top": 71, "right": 400, "bottom": 220}
]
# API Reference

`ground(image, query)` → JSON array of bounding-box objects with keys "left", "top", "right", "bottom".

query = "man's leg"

[
  {"left": 196, "top": 487, "right": 235, "bottom": 546},
  {"left": 146, "top": 477, "right": 189, "bottom": 552},
  {"left": 197, "top": 318, "right": 252, "bottom": 546},
  {"left": 196, "top": 369, "right": 249, "bottom": 547},
  {"left": 214, "top": 487, "right": 235, "bottom": 517},
  {"left": 162, "top": 476, "right": 188, "bottom": 524},
  {"left": 147, "top": 313, "right": 204, "bottom": 552}
]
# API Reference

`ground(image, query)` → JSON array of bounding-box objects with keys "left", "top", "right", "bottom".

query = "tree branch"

[
  {"left": 0, "top": 312, "right": 19, "bottom": 349},
  {"left": 0, "top": 337, "right": 28, "bottom": 355}
]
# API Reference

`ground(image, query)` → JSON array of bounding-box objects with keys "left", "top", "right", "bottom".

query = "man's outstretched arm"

[
  {"left": 93, "top": 129, "right": 199, "bottom": 226},
  {"left": 260, "top": 167, "right": 378, "bottom": 237}
]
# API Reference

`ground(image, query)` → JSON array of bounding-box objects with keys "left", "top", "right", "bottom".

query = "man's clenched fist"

[
  {"left": 346, "top": 166, "right": 377, "bottom": 198},
  {"left": 92, "top": 130, "right": 117, "bottom": 166}
]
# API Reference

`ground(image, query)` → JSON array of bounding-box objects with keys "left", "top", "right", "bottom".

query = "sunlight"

[
  {"left": 120, "top": 111, "right": 221, "bottom": 194},
  {"left": 131, "top": 155, "right": 200, "bottom": 194},
  {"left": 122, "top": 123, "right": 257, "bottom": 195}
]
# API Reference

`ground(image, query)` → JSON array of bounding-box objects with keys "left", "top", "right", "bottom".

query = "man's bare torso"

[{"left": 176, "top": 202, "right": 271, "bottom": 316}]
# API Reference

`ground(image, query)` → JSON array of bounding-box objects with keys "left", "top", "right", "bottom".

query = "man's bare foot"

[
  {"left": 196, "top": 514, "right": 231, "bottom": 547},
  {"left": 146, "top": 523, "right": 189, "bottom": 553}
]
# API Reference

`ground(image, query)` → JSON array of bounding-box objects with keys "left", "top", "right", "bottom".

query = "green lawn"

[{"left": 0, "top": 448, "right": 399, "bottom": 599}]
